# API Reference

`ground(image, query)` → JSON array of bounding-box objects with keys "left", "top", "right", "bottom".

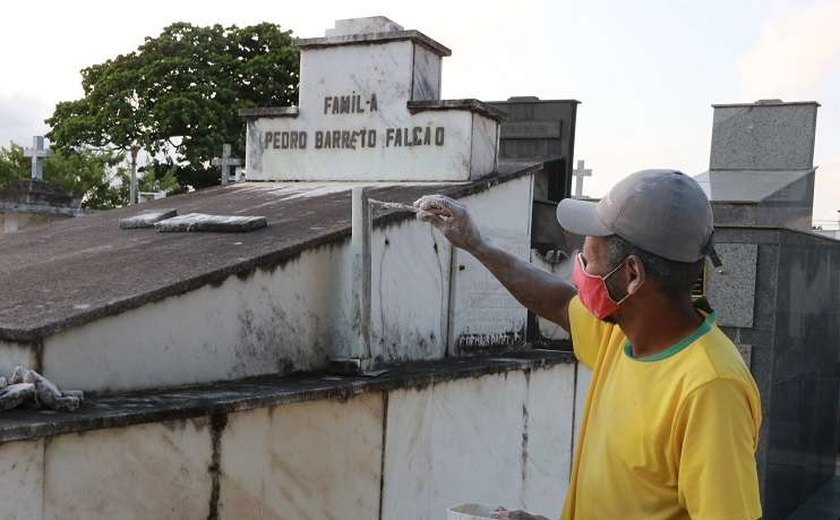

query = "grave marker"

[
  {"left": 212, "top": 144, "right": 242, "bottom": 185},
  {"left": 572, "top": 159, "right": 591, "bottom": 198},
  {"left": 23, "top": 136, "right": 52, "bottom": 181}
]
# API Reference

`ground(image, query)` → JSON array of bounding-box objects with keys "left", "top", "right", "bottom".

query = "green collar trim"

[{"left": 623, "top": 311, "right": 717, "bottom": 362}]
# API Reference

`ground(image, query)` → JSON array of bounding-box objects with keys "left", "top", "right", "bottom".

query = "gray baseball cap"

[{"left": 556, "top": 169, "right": 714, "bottom": 263}]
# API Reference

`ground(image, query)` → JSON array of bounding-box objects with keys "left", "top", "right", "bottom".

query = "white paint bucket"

[{"left": 447, "top": 503, "right": 497, "bottom": 519}]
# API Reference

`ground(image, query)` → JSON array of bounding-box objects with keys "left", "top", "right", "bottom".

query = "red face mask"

[{"left": 571, "top": 253, "right": 630, "bottom": 320}]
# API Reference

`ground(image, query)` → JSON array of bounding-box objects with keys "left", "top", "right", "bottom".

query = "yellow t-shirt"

[{"left": 562, "top": 296, "right": 762, "bottom": 520}]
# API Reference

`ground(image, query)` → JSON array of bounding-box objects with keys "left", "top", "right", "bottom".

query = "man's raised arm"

[{"left": 414, "top": 194, "right": 576, "bottom": 332}]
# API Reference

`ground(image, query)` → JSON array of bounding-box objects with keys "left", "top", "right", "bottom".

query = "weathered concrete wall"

[
  {"left": 0, "top": 340, "right": 37, "bottom": 377},
  {"left": 0, "top": 364, "right": 576, "bottom": 520},
  {"left": 42, "top": 242, "right": 356, "bottom": 392}
]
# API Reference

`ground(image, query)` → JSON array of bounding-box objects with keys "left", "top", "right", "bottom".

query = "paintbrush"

[{"left": 367, "top": 199, "right": 419, "bottom": 212}]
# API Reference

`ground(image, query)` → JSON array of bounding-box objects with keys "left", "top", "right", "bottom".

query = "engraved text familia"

[{"left": 261, "top": 92, "right": 446, "bottom": 151}]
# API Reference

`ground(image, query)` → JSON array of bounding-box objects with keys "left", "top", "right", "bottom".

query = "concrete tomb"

[
  {"left": 0, "top": 136, "right": 83, "bottom": 234},
  {"left": 241, "top": 16, "right": 504, "bottom": 182},
  {"left": 693, "top": 99, "right": 839, "bottom": 520}
]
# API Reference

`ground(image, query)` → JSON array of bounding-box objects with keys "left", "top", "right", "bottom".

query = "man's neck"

[{"left": 618, "top": 297, "right": 703, "bottom": 358}]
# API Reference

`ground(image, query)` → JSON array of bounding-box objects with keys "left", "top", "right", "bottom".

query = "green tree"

[
  {"left": 47, "top": 22, "right": 299, "bottom": 195},
  {"left": 0, "top": 144, "right": 28, "bottom": 185}
]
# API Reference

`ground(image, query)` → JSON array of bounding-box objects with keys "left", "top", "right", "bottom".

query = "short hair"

[{"left": 604, "top": 235, "right": 704, "bottom": 298}]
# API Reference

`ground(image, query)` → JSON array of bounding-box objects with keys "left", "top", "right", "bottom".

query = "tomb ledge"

[
  {"left": 0, "top": 349, "right": 573, "bottom": 443},
  {"left": 238, "top": 106, "right": 299, "bottom": 119},
  {"left": 407, "top": 99, "right": 508, "bottom": 122}
]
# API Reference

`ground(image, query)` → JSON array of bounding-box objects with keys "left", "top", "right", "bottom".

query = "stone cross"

[
  {"left": 211, "top": 144, "right": 242, "bottom": 186},
  {"left": 23, "top": 136, "right": 52, "bottom": 181},
  {"left": 573, "top": 159, "right": 592, "bottom": 198}
]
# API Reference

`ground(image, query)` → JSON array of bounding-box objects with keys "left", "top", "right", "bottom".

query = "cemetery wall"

[{"left": 0, "top": 362, "right": 576, "bottom": 520}]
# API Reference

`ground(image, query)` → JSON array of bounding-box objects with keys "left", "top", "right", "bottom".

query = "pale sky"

[{"left": 2, "top": 0, "right": 838, "bottom": 226}]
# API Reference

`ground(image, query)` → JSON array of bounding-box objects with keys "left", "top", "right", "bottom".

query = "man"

[{"left": 414, "top": 169, "right": 762, "bottom": 520}]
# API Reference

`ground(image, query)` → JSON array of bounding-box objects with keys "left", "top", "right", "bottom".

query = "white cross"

[
  {"left": 572, "top": 159, "right": 592, "bottom": 198},
  {"left": 211, "top": 144, "right": 242, "bottom": 186},
  {"left": 23, "top": 136, "right": 52, "bottom": 181}
]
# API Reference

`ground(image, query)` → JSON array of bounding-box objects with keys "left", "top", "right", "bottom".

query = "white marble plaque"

[
  {"left": 448, "top": 176, "right": 533, "bottom": 352},
  {"left": 452, "top": 232, "right": 530, "bottom": 351}
]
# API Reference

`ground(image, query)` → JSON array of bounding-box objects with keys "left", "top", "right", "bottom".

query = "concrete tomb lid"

[{"left": 119, "top": 209, "right": 179, "bottom": 229}]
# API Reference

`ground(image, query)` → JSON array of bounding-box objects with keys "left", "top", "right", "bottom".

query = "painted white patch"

[
  {"left": 370, "top": 218, "right": 452, "bottom": 361},
  {"left": 382, "top": 365, "right": 574, "bottom": 520}
]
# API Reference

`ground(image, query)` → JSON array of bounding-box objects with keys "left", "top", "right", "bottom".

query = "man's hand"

[
  {"left": 490, "top": 506, "right": 550, "bottom": 520},
  {"left": 414, "top": 194, "right": 485, "bottom": 253},
  {"left": 413, "top": 193, "right": 576, "bottom": 332}
]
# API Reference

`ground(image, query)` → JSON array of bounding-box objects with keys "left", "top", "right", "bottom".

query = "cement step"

[{"left": 0, "top": 351, "right": 579, "bottom": 520}]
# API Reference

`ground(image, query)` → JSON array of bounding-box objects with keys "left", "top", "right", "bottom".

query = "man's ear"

[{"left": 625, "top": 255, "right": 646, "bottom": 295}]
